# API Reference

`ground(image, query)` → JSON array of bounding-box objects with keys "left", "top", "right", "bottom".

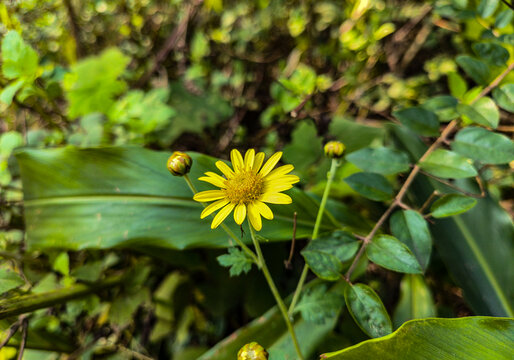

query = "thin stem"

[
  {"left": 248, "top": 223, "right": 304, "bottom": 360},
  {"left": 344, "top": 61, "right": 514, "bottom": 281},
  {"left": 16, "top": 318, "right": 28, "bottom": 360},
  {"left": 288, "top": 158, "right": 339, "bottom": 315},
  {"left": 183, "top": 175, "right": 259, "bottom": 264}
]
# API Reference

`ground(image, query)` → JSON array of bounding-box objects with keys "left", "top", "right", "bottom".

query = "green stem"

[
  {"left": 183, "top": 175, "right": 259, "bottom": 264},
  {"left": 288, "top": 158, "right": 339, "bottom": 315},
  {"left": 248, "top": 223, "right": 304, "bottom": 360}
]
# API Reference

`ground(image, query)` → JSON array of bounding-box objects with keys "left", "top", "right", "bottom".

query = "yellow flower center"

[{"left": 224, "top": 170, "right": 264, "bottom": 204}]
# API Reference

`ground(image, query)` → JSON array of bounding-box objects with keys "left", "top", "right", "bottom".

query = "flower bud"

[
  {"left": 167, "top": 151, "right": 192, "bottom": 176},
  {"left": 237, "top": 342, "right": 269, "bottom": 360},
  {"left": 324, "top": 141, "right": 345, "bottom": 159}
]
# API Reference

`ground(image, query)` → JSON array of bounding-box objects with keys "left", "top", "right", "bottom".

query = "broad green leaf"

[
  {"left": 478, "top": 0, "right": 499, "bottom": 18},
  {"left": 366, "top": 235, "right": 423, "bottom": 274},
  {"left": 344, "top": 172, "right": 393, "bottom": 201},
  {"left": 346, "top": 147, "right": 410, "bottom": 175},
  {"left": 217, "top": 248, "right": 253, "bottom": 277},
  {"left": 301, "top": 249, "right": 343, "bottom": 281},
  {"left": 392, "top": 107, "right": 439, "bottom": 136},
  {"left": 0, "top": 131, "right": 24, "bottom": 156},
  {"left": 0, "top": 269, "right": 24, "bottom": 294},
  {"left": 421, "top": 95, "right": 459, "bottom": 122},
  {"left": 472, "top": 42, "right": 509, "bottom": 66},
  {"left": 0, "top": 78, "right": 24, "bottom": 105},
  {"left": 419, "top": 149, "right": 477, "bottom": 179},
  {"left": 295, "top": 283, "right": 344, "bottom": 324},
  {"left": 447, "top": 72, "right": 467, "bottom": 99},
  {"left": 393, "top": 125, "right": 513, "bottom": 317},
  {"left": 393, "top": 275, "right": 436, "bottom": 328},
  {"left": 495, "top": 10, "right": 513, "bottom": 28},
  {"left": 1, "top": 30, "right": 39, "bottom": 80},
  {"left": 492, "top": 84, "right": 514, "bottom": 112},
  {"left": 430, "top": 194, "right": 477, "bottom": 218},
  {"left": 460, "top": 97, "right": 499, "bottom": 128},
  {"left": 344, "top": 283, "right": 392, "bottom": 338},
  {"left": 452, "top": 127, "right": 514, "bottom": 164},
  {"left": 320, "top": 317, "right": 513, "bottom": 359},
  {"left": 52, "top": 252, "right": 70, "bottom": 276},
  {"left": 63, "top": 48, "right": 129, "bottom": 119},
  {"left": 15, "top": 147, "right": 352, "bottom": 250},
  {"left": 456, "top": 55, "right": 490, "bottom": 85},
  {"left": 390, "top": 210, "right": 432, "bottom": 270},
  {"left": 306, "top": 231, "right": 360, "bottom": 263}
]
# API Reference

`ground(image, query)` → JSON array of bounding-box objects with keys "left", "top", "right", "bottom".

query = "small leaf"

[
  {"left": 0, "top": 131, "right": 24, "bottom": 156},
  {"left": 456, "top": 56, "right": 490, "bottom": 85},
  {"left": 422, "top": 95, "right": 459, "bottom": 122},
  {"left": 301, "top": 249, "right": 343, "bottom": 281},
  {"left": 366, "top": 235, "right": 423, "bottom": 274},
  {"left": 295, "top": 283, "right": 344, "bottom": 324},
  {"left": 430, "top": 194, "right": 478, "bottom": 218},
  {"left": 492, "top": 84, "right": 514, "bottom": 112},
  {"left": 390, "top": 210, "right": 432, "bottom": 270},
  {"left": 452, "top": 126, "right": 514, "bottom": 164},
  {"left": 495, "top": 10, "right": 513, "bottom": 29},
  {"left": 217, "top": 248, "right": 253, "bottom": 277},
  {"left": 0, "top": 268, "right": 25, "bottom": 294},
  {"left": 346, "top": 147, "right": 410, "bottom": 175},
  {"left": 344, "top": 172, "right": 393, "bottom": 201},
  {"left": 393, "top": 274, "right": 436, "bottom": 328},
  {"left": 477, "top": 0, "right": 499, "bottom": 18},
  {"left": 419, "top": 149, "right": 477, "bottom": 179},
  {"left": 344, "top": 283, "right": 393, "bottom": 338},
  {"left": 448, "top": 72, "right": 467, "bottom": 99},
  {"left": 52, "top": 252, "right": 70, "bottom": 276},
  {"left": 1, "top": 31, "right": 39, "bottom": 80},
  {"left": 0, "top": 78, "right": 24, "bottom": 105},
  {"left": 457, "top": 98, "right": 500, "bottom": 129},
  {"left": 306, "top": 231, "right": 360, "bottom": 263},
  {"left": 392, "top": 107, "right": 439, "bottom": 136},
  {"left": 472, "top": 42, "right": 509, "bottom": 66}
]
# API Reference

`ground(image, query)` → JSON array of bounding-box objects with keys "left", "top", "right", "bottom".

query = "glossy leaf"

[
  {"left": 295, "top": 283, "right": 344, "bottom": 324},
  {"left": 346, "top": 147, "right": 410, "bottom": 175},
  {"left": 389, "top": 210, "right": 432, "bottom": 270},
  {"left": 0, "top": 269, "right": 25, "bottom": 294},
  {"left": 15, "top": 147, "right": 350, "bottom": 250},
  {"left": 456, "top": 55, "right": 490, "bottom": 85},
  {"left": 306, "top": 231, "right": 361, "bottom": 263},
  {"left": 452, "top": 127, "right": 514, "bottom": 164},
  {"left": 457, "top": 97, "right": 499, "bottom": 128},
  {"left": 430, "top": 194, "right": 477, "bottom": 218},
  {"left": 393, "top": 275, "right": 436, "bottom": 328},
  {"left": 366, "top": 235, "right": 423, "bottom": 274},
  {"left": 447, "top": 72, "right": 467, "bottom": 99},
  {"left": 492, "top": 84, "right": 514, "bottom": 112},
  {"left": 344, "top": 172, "right": 393, "bottom": 201},
  {"left": 421, "top": 95, "right": 459, "bottom": 122},
  {"left": 301, "top": 249, "right": 343, "bottom": 281},
  {"left": 344, "top": 283, "right": 392, "bottom": 338},
  {"left": 320, "top": 317, "right": 513, "bottom": 359},
  {"left": 472, "top": 42, "right": 509, "bottom": 66},
  {"left": 419, "top": 149, "right": 477, "bottom": 179},
  {"left": 392, "top": 107, "right": 439, "bottom": 136}
]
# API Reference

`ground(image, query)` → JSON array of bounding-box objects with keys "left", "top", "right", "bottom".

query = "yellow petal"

[
  {"left": 265, "top": 183, "right": 294, "bottom": 193},
  {"left": 201, "top": 199, "right": 230, "bottom": 219},
  {"left": 233, "top": 203, "right": 247, "bottom": 225},
  {"left": 259, "top": 152, "right": 282, "bottom": 177},
  {"left": 244, "top": 149, "right": 255, "bottom": 171},
  {"left": 264, "top": 165, "right": 296, "bottom": 181},
  {"left": 231, "top": 149, "right": 244, "bottom": 171},
  {"left": 193, "top": 190, "right": 226, "bottom": 202},
  {"left": 260, "top": 192, "right": 292, "bottom": 204},
  {"left": 248, "top": 203, "right": 262, "bottom": 231},
  {"left": 211, "top": 203, "right": 236, "bottom": 229},
  {"left": 254, "top": 200, "right": 273, "bottom": 220},
  {"left": 253, "top": 152, "right": 266, "bottom": 171},
  {"left": 199, "top": 174, "right": 226, "bottom": 188},
  {"left": 216, "top": 161, "right": 235, "bottom": 178}
]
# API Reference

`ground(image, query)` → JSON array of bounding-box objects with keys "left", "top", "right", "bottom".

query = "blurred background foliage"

[{"left": 0, "top": 0, "right": 513, "bottom": 359}]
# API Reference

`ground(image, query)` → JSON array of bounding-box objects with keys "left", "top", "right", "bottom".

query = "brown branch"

[
  {"left": 0, "top": 315, "right": 26, "bottom": 349},
  {"left": 419, "top": 190, "right": 440, "bottom": 214},
  {"left": 62, "top": 0, "right": 84, "bottom": 58},
  {"left": 16, "top": 318, "right": 28, "bottom": 360},
  {"left": 418, "top": 170, "right": 486, "bottom": 198}
]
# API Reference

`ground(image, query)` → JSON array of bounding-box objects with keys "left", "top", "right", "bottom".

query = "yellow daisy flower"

[{"left": 193, "top": 149, "right": 300, "bottom": 231}]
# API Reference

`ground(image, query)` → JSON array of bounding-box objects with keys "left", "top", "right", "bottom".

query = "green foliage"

[
  {"left": 0, "top": 268, "right": 25, "bottom": 294},
  {"left": 393, "top": 275, "right": 436, "bottom": 328},
  {"left": 217, "top": 248, "right": 253, "bottom": 276},
  {"left": 344, "top": 172, "right": 393, "bottom": 201},
  {"left": 346, "top": 147, "right": 410, "bottom": 175},
  {"left": 452, "top": 126, "right": 514, "bottom": 164},
  {"left": 392, "top": 107, "right": 439, "bottom": 136},
  {"left": 457, "top": 97, "right": 500, "bottom": 128},
  {"left": 430, "top": 194, "right": 478, "bottom": 218},
  {"left": 366, "top": 235, "right": 423, "bottom": 274},
  {"left": 419, "top": 149, "right": 478, "bottom": 179},
  {"left": 295, "top": 284, "right": 344, "bottom": 325}
]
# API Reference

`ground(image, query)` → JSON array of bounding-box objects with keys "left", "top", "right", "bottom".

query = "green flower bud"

[
  {"left": 237, "top": 342, "right": 269, "bottom": 360},
  {"left": 324, "top": 141, "right": 345, "bottom": 158},
  {"left": 167, "top": 151, "right": 192, "bottom": 176}
]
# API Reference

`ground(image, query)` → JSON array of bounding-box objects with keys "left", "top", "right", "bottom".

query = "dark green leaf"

[
  {"left": 472, "top": 42, "right": 509, "bottom": 66},
  {"left": 456, "top": 56, "right": 490, "bottom": 85},
  {"left": 393, "top": 275, "right": 436, "bottom": 328},
  {"left": 390, "top": 210, "right": 432, "bottom": 270},
  {"left": 301, "top": 249, "right": 343, "bottom": 281},
  {"left": 452, "top": 126, "right": 514, "bottom": 164},
  {"left": 0, "top": 269, "right": 25, "bottom": 294},
  {"left": 430, "top": 194, "right": 477, "bottom": 218},
  {"left": 321, "top": 317, "right": 513, "bottom": 359},
  {"left": 344, "top": 172, "right": 393, "bottom": 201},
  {"left": 392, "top": 107, "right": 439, "bottom": 136},
  {"left": 366, "top": 235, "right": 423, "bottom": 274},
  {"left": 346, "top": 147, "right": 410, "bottom": 175},
  {"left": 295, "top": 283, "right": 344, "bottom": 324},
  {"left": 492, "top": 84, "right": 514, "bottom": 112},
  {"left": 1, "top": 30, "right": 39, "bottom": 80},
  {"left": 419, "top": 149, "right": 477, "bottom": 179},
  {"left": 457, "top": 98, "right": 499, "bottom": 128},
  {"left": 477, "top": 0, "right": 499, "bottom": 18},
  {"left": 329, "top": 117, "right": 385, "bottom": 153},
  {"left": 344, "top": 283, "right": 392, "bottom": 338},
  {"left": 306, "top": 231, "right": 360, "bottom": 263},
  {"left": 283, "top": 120, "right": 323, "bottom": 174},
  {"left": 447, "top": 72, "right": 467, "bottom": 99},
  {"left": 421, "top": 95, "right": 459, "bottom": 122},
  {"left": 217, "top": 248, "right": 253, "bottom": 277}
]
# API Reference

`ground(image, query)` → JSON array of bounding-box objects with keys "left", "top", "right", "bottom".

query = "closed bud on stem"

[
  {"left": 167, "top": 151, "right": 192, "bottom": 176},
  {"left": 237, "top": 342, "right": 269, "bottom": 360},
  {"left": 324, "top": 141, "right": 345, "bottom": 158}
]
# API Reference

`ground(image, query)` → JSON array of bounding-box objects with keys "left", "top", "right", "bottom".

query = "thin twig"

[
  {"left": 419, "top": 190, "right": 440, "bottom": 214},
  {"left": 284, "top": 212, "right": 298, "bottom": 269},
  {"left": 16, "top": 318, "right": 28, "bottom": 360},
  {"left": 419, "top": 170, "right": 486, "bottom": 198},
  {"left": 0, "top": 316, "right": 26, "bottom": 349}
]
